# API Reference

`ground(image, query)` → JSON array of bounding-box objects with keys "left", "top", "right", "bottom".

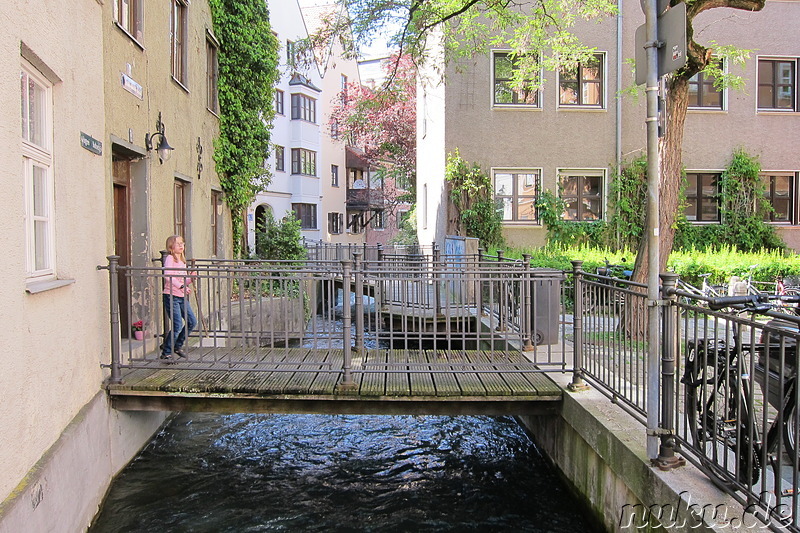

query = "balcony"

[{"left": 346, "top": 187, "right": 384, "bottom": 209}]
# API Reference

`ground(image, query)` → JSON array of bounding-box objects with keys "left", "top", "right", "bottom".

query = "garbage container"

[{"left": 530, "top": 269, "right": 564, "bottom": 345}]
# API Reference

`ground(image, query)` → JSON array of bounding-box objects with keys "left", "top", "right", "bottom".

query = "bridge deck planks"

[{"left": 108, "top": 347, "right": 562, "bottom": 404}]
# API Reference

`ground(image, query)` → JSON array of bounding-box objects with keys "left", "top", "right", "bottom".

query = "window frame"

[
  {"left": 328, "top": 212, "right": 343, "bottom": 234},
  {"left": 757, "top": 57, "right": 797, "bottom": 112},
  {"left": 290, "top": 93, "right": 317, "bottom": 123},
  {"left": 558, "top": 53, "right": 605, "bottom": 109},
  {"left": 174, "top": 179, "right": 188, "bottom": 237},
  {"left": 371, "top": 210, "right": 385, "bottom": 230},
  {"left": 275, "top": 89, "right": 284, "bottom": 115},
  {"left": 688, "top": 64, "right": 724, "bottom": 110},
  {"left": 275, "top": 145, "right": 285, "bottom": 172},
  {"left": 761, "top": 171, "right": 796, "bottom": 224},
  {"left": 22, "top": 62, "right": 55, "bottom": 280},
  {"left": 113, "top": 0, "right": 143, "bottom": 43},
  {"left": 291, "top": 148, "right": 317, "bottom": 176},
  {"left": 491, "top": 51, "right": 540, "bottom": 108},
  {"left": 171, "top": 0, "right": 189, "bottom": 88},
  {"left": 331, "top": 164, "right": 339, "bottom": 187},
  {"left": 292, "top": 203, "right": 317, "bottom": 230},
  {"left": 206, "top": 34, "right": 219, "bottom": 114},
  {"left": 492, "top": 168, "right": 542, "bottom": 223},
  {"left": 683, "top": 172, "right": 721, "bottom": 222},
  {"left": 211, "top": 190, "right": 222, "bottom": 256},
  {"left": 558, "top": 170, "right": 606, "bottom": 221}
]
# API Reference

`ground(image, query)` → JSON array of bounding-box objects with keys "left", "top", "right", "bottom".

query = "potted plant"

[{"left": 132, "top": 320, "right": 145, "bottom": 341}]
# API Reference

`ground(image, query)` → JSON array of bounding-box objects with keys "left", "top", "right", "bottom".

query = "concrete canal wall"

[
  {"left": 519, "top": 373, "right": 749, "bottom": 533},
  {"left": 0, "top": 393, "right": 167, "bottom": 533}
]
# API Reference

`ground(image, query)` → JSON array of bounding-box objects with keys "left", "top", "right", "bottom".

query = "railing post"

[
  {"left": 432, "top": 242, "right": 441, "bottom": 315},
  {"left": 107, "top": 255, "right": 123, "bottom": 384},
  {"left": 353, "top": 251, "right": 365, "bottom": 353},
  {"left": 476, "top": 247, "right": 484, "bottom": 316},
  {"left": 522, "top": 254, "right": 534, "bottom": 352},
  {"left": 653, "top": 272, "right": 686, "bottom": 470},
  {"left": 338, "top": 259, "right": 357, "bottom": 390},
  {"left": 569, "top": 260, "right": 589, "bottom": 392}
]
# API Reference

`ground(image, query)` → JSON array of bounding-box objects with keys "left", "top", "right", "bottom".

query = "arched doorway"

[{"left": 254, "top": 203, "right": 272, "bottom": 256}]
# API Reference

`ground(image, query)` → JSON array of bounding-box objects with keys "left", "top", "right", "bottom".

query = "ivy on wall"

[
  {"left": 209, "top": 0, "right": 279, "bottom": 256},
  {"left": 445, "top": 150, "right": 505, "bottom": 247}
]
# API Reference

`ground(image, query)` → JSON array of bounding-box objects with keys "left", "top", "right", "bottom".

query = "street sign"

[{"left": 634, "top": 1, "right": 687, "bottom": 85}]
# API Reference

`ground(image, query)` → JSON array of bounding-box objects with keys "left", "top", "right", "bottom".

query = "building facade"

[
  {"left": 417, "top": 1, "right": 800, "bottom": 251},
  {"left": 1, "top": 0, "right": 230, "bottom": 530}
]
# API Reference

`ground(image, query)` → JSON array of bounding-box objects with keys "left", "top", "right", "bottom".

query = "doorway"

[{"left": 113, "top": 158, "right": 132, "bottom": 335}]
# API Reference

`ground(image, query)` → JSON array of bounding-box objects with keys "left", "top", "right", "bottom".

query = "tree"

[
  {"left": 320, "top": 0, "right": 768, "bottom": 279},
  {"left": 329, "top": 53, "right": 417, "bottom": 193}
]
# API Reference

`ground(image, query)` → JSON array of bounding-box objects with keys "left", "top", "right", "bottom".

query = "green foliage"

[
  {"left": 675, "top": 149, "right": 784, "bottom": 252},
  {"left": 606, "top": 157, "right": 647, "bottom": 250},
  {"left": 535, "top": 190, "right": 608, "bottom": 248},
  {"left": 445, "top": 150, "right": 504, "bottom": 247},
  {"left": 390, "top": 205, "right": 418, "bottom": 245},
  {"left": 253, "top": 212, "right": 307, "bottom": 262},
  {"left": 209, "top": 0, "right": 279, "bottom": 256}
]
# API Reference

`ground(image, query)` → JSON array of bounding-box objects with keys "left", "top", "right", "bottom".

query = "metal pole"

[
  {"left": 522, "top": 254, "right": 534, "bottom": 352},
  {"left": 339, "top": 259, "right": 356, "bottom": 390},
  {"left": 644, "top": 0, "right": 662, "bottom": 460},
  {"left": 353, "top": 251, "right": 364, "bottom": 353},
  {"left": 654, "top": 273, "right": 686, "bottom": 470},
  {"left": 432, "top": 242, "right": 441, "bottom": 315},
  {"left": 570, "top": 261, "right": 589, "bottom": 391},
  {"left": 107, "top": 255, "right": 123, "bottom": 384}
]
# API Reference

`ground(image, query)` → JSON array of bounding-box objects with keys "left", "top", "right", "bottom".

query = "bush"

[{"left": 253, "top": 212, "right": 307, "bottom": 262}]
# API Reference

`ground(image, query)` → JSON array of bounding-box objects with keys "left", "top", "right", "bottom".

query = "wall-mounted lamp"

[{"left": 144, "top": 111, "right": 175, "bottom": 163}]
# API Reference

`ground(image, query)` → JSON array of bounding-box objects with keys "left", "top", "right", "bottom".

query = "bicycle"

[
  {"left": 681, "top": 294, "right": 800, "bottom": 488},
  {"left": 582, "top": 258, "right": 632, "bottom": 314},
  {"left": 675, "top": 273, "right": 725, "bottom": 307}
]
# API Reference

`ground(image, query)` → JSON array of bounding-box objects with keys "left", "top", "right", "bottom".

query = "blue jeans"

[{"left": 162, "top": 294, "right": 197, "bottom": 354}]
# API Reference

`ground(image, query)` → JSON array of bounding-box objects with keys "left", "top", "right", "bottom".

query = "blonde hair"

[{"left": 165, "top": 235, "right": 186, "bottom": 263}]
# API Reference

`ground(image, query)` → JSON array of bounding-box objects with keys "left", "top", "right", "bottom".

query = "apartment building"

[
  {"left": 1, "top": 0, "right": 229, "bottom": 530},
  {"left": 417, "top": 1, "right": 800, "bottom": 251}
]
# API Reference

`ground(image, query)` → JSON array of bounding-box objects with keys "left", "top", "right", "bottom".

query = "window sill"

[
  {"left": 26, "top": 278, "right": 76, "bottom": 294},
  {"left": 756, "top": 110, "right": 798, "bottom": 115},
  {"left": 687, "top": 108, "right": 726, "bottom": 113},
  {"left": 558, "top": 106, "right": 606, "bottom": 112},
  {"left": 492, "top": 105, "right": 542, "bottom": 111},
  {"left": 171, "top": 76, "right": 190, "bottom": 93},
  {"left": 113, "top": 22, "right": 145, "bottom": 50}
]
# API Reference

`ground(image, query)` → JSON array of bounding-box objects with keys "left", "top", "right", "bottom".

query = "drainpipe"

[{"left": 616, "top": 0, "right": 624, "bottom": 249}]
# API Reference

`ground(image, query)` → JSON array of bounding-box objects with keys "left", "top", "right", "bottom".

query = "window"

[
  {"left": 22, "top": 63, "right": 54, "bottom": 278},
  {"left": 114, "top": 0, "right": 143, "bottom": 41},
  {"left": 559, "top": 172, "right": 604, "bottom": 221},
  {"left": 340, "top": 74, "right": 348, "bottom": 103},
  {"left": 348, "top": 212, "right": 363, "bottom": 234},
  {"left": 331, "top": 165, "right": 339, "bottom": 187},
  {"left": 398, "top": 209, "right": 410, "bottom": 229},
  {"left": 493, "top": 170, "right": 540, "bottom": 222},
  {"left": 758, "top": 59, "right": 796, "bottom": 111},
  {"left": 559, "top": 54, "right": 604, "bottom": 107},
  {"left": 171, "top": 0, "right": 188, "bottom": 86},
  {"left": 275, "top": 89, "right": 284, "bottom": 115},
  {"left": 328, "top": 212, "right": 343, "bottom": 234},
  {"left": 492, "top": 52, "right": 539, "bottom": 107},
  {"left": 291, "top": 148, "right": 317, "bottom": 176},
  {"left": 371, "top": 210, "right": 385, "bottom": 230},
  {"left": 286, "top": 40, "right": 296, "bottom": 67},
  {"left": 291, "top": 93, "right": 316, "bottom": 123},
  {"left": 292, "top": 203, "right": 317, "bottom": 229},
  {"left": 330, "top": 120, "right": 339, "bottom": 139},
  {"left": 206, "top": 37, "right": 219, "bottom": 113},
  {"left": 211, "top": 190, "right": 222, "bottom": 256},
  {"left": 275, "top": 146, "right": 285, "bottom": 172},
  {"left": 684, "top": 172, "right": 720, "bottom": 222},
  {"left": 761, "top": 172, "right": 794, "bottom": 223},
  {"left": 174, "top": 180, "right": 188, "bottom": 236},
  {"left": 688, "top": 68, "right": 723, "bottom": 109}
]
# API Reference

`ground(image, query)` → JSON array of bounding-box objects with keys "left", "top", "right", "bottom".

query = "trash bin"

[{"left": 530, "top": 269, "right": 564, "bottom": 345}]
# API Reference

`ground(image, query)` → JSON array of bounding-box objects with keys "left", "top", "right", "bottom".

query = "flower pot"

[{"left": 134, "top": 330, "right": 144, "bottom": 341}]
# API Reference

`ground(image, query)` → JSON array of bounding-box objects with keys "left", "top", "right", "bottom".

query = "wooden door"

[{"left": 113, "top": 159, "right": 132, "bottom": 335}]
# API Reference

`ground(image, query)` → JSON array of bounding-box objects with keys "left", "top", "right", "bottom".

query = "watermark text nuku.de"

[{"left": 619, "top": 491, "right": 791, "bottom": 530}]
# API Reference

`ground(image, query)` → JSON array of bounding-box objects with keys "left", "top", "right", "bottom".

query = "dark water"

[{"left": 89, "top": 414, "right": 601, "bottom": 532}]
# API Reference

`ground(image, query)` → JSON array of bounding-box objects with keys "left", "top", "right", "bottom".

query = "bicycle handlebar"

[{"left": 708, "top": 294, "right": 800, "bottom": 311}]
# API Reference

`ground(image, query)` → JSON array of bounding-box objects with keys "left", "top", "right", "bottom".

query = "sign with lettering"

[
  {"left": 121, "top": 73, "right": 143, "bottom": 99},
  {"left": 80, "top": 132, "right": 102, "bottom": 155}
]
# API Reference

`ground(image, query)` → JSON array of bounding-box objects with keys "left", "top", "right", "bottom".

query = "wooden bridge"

[{"left": 101, "top": 245, "right": 567, "bottom": 416}]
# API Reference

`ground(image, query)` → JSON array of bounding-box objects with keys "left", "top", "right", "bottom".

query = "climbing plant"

[
  {"left": 209, "top": 0, "right": 279, "bottom": 256},
  {"left": 606, "top": 156, "right": 647, "bottom": 250},
  {"left": 444, "top": 150, "right": 504, "bottom": 247},
  {"left": 535, "top": 190, "right": 607, "bottom": 249}
]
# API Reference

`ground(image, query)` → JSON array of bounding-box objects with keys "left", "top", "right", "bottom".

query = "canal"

[{"left": 89, "top": 413, "right": 602, "bottom": 532}]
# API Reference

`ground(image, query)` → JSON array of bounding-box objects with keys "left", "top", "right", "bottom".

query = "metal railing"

[
  {"left": 571, "top": 265, "right": 800, "bottom": 530},
  {"left": 99, "top": 253, "right": 566, "bottom": 386}
]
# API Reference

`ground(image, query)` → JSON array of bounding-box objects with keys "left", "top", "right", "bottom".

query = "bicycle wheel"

[
  {"left": 784, "top": 403, "right": 797, "bottom": 459},
  {"left": 684, "top": 343, "right": 761, "bottom": 485}
]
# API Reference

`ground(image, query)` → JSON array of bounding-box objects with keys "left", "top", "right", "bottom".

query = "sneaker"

[
  {"left": 159, "top": 353, "right": 176, "bottom": 364},
  {"left": 174, "top": 347, "right": 187, "bottom": 358}
]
